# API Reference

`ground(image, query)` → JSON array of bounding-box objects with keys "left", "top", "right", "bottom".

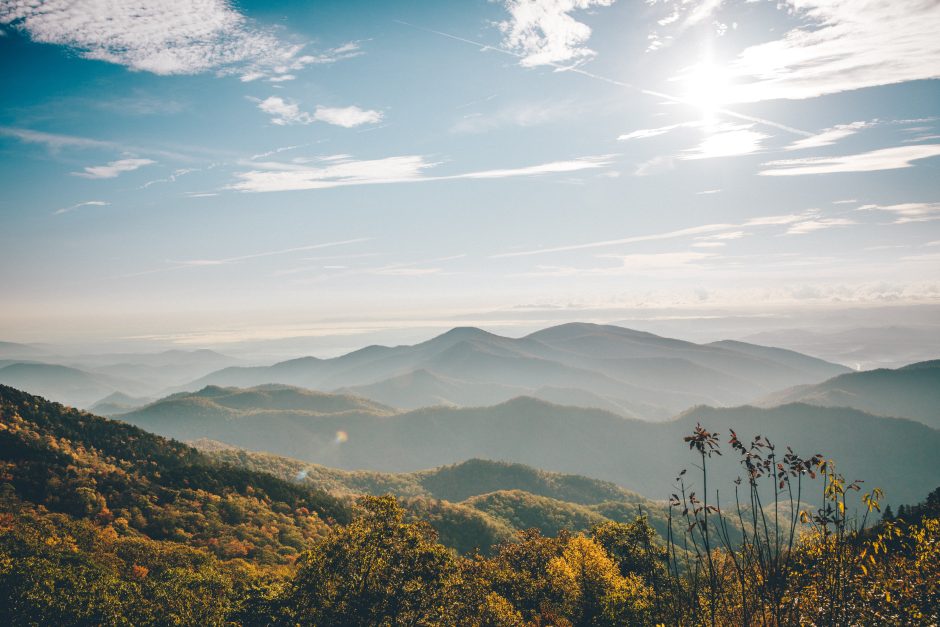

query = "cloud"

[
  {"left": 452, "top": 100, "right": 577, "bottom": 134},
  {"left": 681, "top": 124, "right": 769, "bottom": 160},
  {"left": 759, "top": 144, "right": 940, "bottom": 176},
  {"left": 784, "top": 217, "right": 855, "bottom": 235},
  {"left": 0, "top": 127, "right": 113, "bottom": 151},
  {"left": 313, "top": 105, "right": 384, "bottom": 128},
  {"left": 250, "top": 144, "right": 307, "bottom": 160},
  {"left": 231, "top": 155, "right": 434, "bottom": 192},
  {"left": 520, "top": 251, "right": 717, "bottom": 277},
  {"left": 257, "top": 96, "right": 312, "bottom": 125},
  {"left": 721, "top": 0, "right": 940, "bottom": 102},
  {"left": 452, "top": 156, "right": 611, "bottom": 180},
  {"left": 645, "top": 0, "right": 725, "bottom": 50},
  {"left": 369, "top": 266, "right": 442, "bottom": 277},
  {"left": 0, "top": 1, "right": 361, "bottom": 79},
  {"left": 497, "top": 0, "right": 614, "bottom": 68},
  {"left": 256, "top": 97, "right": 382, "bottom": 127},
  {"left": 858, "top": 202, "right": 940, "bottom": 223},
  {"left": 618, "top": 122, "right": 699, "bottom": 141},
  {"left": 53, "top": 200, "right": 109, "bottom": 215},
  {"left": 73, "top": 158, "right": 155, "bottom": 179},
  {"left": 785, "top": 121, "right": 870, "bottom": 150},
  {"left": 698, "top": 230, "right": 746, "bottom": 242},
  {"left": 116, "top": 238, "right": 372, "bottom": 279},
  {"left": 239, "top": 42, "right": 363, "bottom": 82},
  {"left": 492, "top": 209, "right": 858, "bottom": 257},
  {"left": 230, "top": 154, "right": 611, "bottom": 192},
  {"left": 141, "top": 168, "right": 196, "bottom": 189},
  {"left": 0, "top": 126, "right": 198, "bottom": 162},
  {"left": 493, "top": 222, "right": 737, "bottom": 257},
  {"left": 634, "top": 155, "right": 675, "bottom": 176}
]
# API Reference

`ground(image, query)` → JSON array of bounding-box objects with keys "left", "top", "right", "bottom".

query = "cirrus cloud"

[
  {"left": 73, "top": 158, "right": 155, "bottom": 179},
  {"left": 0, "top": 0, "right": 357, "bottom": 80},
  {"left": 759, "top": 144, "right": 940, "bottom": 176},
  {"left": 229, "top": 154, "right": 612, "bottom": 192}
]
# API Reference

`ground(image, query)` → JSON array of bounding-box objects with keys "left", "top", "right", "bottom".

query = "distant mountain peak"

[
  {"left": 525, "top": 322, "right": 662, "bottom": 341},
  {"left": 427, "top": 326, "right": 502, "bottom": 343}
]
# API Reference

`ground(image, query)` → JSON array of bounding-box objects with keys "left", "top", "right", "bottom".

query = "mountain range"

[
  {"left": 0, "top": 349, "right": 240, "bottom": 408},
  {"left": 120, "top": 381, "right": 940, "bottom": 507},
  {"left": 181, "top": 323, "right": 850, "bottom": 420},
  {"left": 0, "top": 384, "right": 678, "bottom": 556},
  {"left": 759, "top": 359, "right": 940, "bottom": 429}
]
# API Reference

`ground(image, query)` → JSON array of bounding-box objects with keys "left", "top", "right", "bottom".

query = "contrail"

[{"left": 392, "top": 20, "right": 812, "bottom": 138}]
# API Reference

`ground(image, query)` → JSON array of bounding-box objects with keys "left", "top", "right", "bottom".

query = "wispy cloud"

[
  {"left": 256, "top": 97, "right": 383, "bottom": 127},
  {"left": 634, "top": 155, "right": 674, "bottom": 176},
  {"left": 140, "top": 168, "right": 195, "bottom": 189},
  {"left": 73, "top": 158, "right": 155, "bottom": 179},
  {"left": 0, "top": 126, "right": 198, "bottom": 162},
  {"left": 452, "top": 100, "right": 578, "bottom": 134},
  {"left": 784, "top": 217, "right": 855, "bottom": 235},
  {"left": 53, "top": 200, "right": 109, "bottom": 215},
  {"left": 230, "top": 154, "right": 612, "bottom": 192},
  {"left": 618, "top": 121, "right": 699, "bottom": 141},
  {"left": 722, "top": 0, "right": 940, "bottom": 102},
  {"left": 518, "top": 251, "right": 718, "bottom": 277},
  {"left": 0, "top": 127, "right": 113, "bottom": 151},
  {"left": 497, "top": 0, "right": 614, "bottom": 68},
  {"left": 492, "top": 209, "right": 856, "bottom": 257},
  {"left": 177, "top": 239, "right": 373, "bottom": 266},
  {"left": 452, "top": 156, "right": 612, "bottom": 180},
  {"left": 493, "top": 223, "right": 736, "bottom": 257},
  {"left": 858, "top": 202, "right": 940, "bottom": 224},
  {"left": 760, "top": 144, "right": 940, "bottom": 176},
  {"left": 645, "top": 0, "right": 725, "bottom": 51},
  {"left": 785, "top": 121, "right": 871, "bottom": 151},
  {"left": 681, "top": 124, "right": 768, "bottom": 160},
  {"left": 243, "top": 41, "right": 364, "bottom": 81},
  {"left": 250, "top": 144, "right": 308, "bottom": 160},
  {"left": 0, "top": 1, "right": 359, "bottom": 80},
  {"left": 116, "top": 238, "right": 373, "bottom": 279},
  {"left": 231, "top": 155, "right": 435, "bottom": 192}
]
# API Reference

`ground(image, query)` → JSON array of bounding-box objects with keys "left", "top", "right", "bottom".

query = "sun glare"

[{"left": 682, "top": 60, "right": 732, "bottom": 120}]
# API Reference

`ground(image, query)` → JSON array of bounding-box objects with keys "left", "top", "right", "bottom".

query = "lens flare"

[{"left": 334, "top": 430, "right": 349, "bottom": 444}]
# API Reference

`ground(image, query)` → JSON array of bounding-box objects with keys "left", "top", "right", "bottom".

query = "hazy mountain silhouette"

[
  {"left": 0, "top": 362, "right": 149, "bottom": 407},
  {"left": 742, "top": 325, "right": 940, "bottom": 370},
  {"left": 759, "top": 359, "right": 940, "bottom": 429},
  {"left": 88, "top": 391, "right": 153, "bottom": 416},
  {"left": 121, "top": 388, "right": 939, "bottom": 507},
  {"left": 183, "top": 323, "right": 848, "bottom": 419},
  {"left": 0, "top": 348, "right": 241, "bottom": 409}
]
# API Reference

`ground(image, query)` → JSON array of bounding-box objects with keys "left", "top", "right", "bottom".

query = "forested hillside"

[
  {"left": 2, "top": 385, "right": 937, "bottom": 625},
  {"left": 0, "top": 384, "right": 350, "bottom": 565}
]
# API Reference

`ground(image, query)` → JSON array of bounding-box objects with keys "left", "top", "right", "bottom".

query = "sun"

[{"left": 681, "top": 60, "right": 733, "bottom": 120}]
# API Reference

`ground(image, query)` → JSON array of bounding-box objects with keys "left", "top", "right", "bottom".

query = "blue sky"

[{"left": 1, "top": 0, "right": 939, "bottom": 353}]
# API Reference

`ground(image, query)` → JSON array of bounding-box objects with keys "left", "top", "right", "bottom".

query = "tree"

[{"left": 282, "top": 496, "right": 467, "bottom": 625}]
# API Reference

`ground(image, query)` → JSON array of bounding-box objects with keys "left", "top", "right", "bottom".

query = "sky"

[{"left": 1, "top": 0, "right": 939, "bottom": 355}]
